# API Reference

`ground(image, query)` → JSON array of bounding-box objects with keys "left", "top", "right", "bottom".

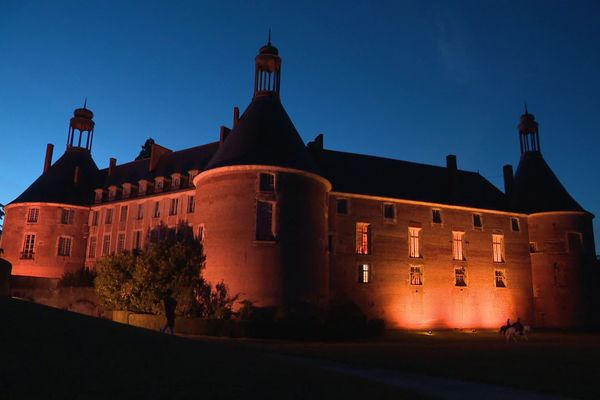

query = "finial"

[
  {"left": 524, "top": 101, "right": 528, "bottom": 115},
  {"left": 83, "top": 97, "right": 87, "bottom": 109},
  {"left": 268, "top": 28, "right": 271, "bottom": 46}
]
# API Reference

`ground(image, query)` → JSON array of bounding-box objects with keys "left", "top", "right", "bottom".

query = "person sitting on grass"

[{"left": 160, "top": 289, "right": 177, "bottom": 335}]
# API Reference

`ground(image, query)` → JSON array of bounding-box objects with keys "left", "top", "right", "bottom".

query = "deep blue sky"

[{"left": 1, "top": 1, "right": 599, "bottom": 249}]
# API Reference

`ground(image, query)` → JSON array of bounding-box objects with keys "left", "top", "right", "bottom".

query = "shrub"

[{"left": 58, "top": 267, "right": 97, "bottom": 288}]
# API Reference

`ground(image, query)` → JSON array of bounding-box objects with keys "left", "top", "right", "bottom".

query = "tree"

[{"left": 135, "top": 138, "right": 155, "bottom": 160}]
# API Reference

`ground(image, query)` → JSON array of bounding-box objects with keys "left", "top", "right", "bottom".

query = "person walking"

[{"left": 160, "top": 289, "right": 177, "bottom": 335}]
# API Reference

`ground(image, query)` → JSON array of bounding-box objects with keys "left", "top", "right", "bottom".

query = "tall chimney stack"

[
  {"left": 233, "top": 106, "right": 240, "bottom": 128},
  {"left": 43, "top": 144, "right": 54, "bottom": 173},
  {"left": 109, "top": 158, "right": 117, "bottom": 176},
  {"left": 503, "top": 164, "right": 514, "bottom": 199},
  {"left": 446, "top": 154, "right": 457, "bottom": 171}
]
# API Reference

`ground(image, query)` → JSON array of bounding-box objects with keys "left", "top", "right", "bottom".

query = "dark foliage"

[
  {"left": 58, "top": 267, "right": 97, "bottom": 288},
  {"left": 135, "top": 138, "right": 155, "bottom": 160}
]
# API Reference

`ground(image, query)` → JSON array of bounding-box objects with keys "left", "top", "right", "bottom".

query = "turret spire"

[
  {"left": 254, "top": 36, "right": 282, "bottom": 99},
  {"left": 67, "top": 103, "right": 95, "bottom": 152}
]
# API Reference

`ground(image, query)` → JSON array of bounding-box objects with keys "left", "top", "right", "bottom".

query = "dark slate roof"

[
  {"left": 11, "top": 148, "right": 100, "bottom": 206},
  {"left": 206, "top": 96, "right": 319, "bottom": 173},
  {"left": 314, "top": 149, "right": 510, "bottom": 211},
  {"left": 512, "top": 151, "right": 584, "bottom": 213},
  {"left": 99, "top": 142, "right": 219, "bottom": 188}
]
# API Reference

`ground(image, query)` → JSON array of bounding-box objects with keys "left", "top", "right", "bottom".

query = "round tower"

[
  {"left": 512, "top": 108, "right": 596, "bottom": 328},
  {"left": 194, "top": 38, "right": 331, "bottom": 309}
]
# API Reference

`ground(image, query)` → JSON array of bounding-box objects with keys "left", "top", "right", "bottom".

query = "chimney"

[
  {"left": 74, "top": 166, "right": 80, "bottom": 185},
  {"left": 109, "top": 158, "right": 117, "bottom": 176},
  {"left": 446, "top": 154, "right": 457, "bottom": 171},
  {"left": 503, "top": 164, "right": 514, "bottom": 199},
  {"left": 446, "top": 155, "right": 458, "bottom": 202},
  {"left": 43, "top": 144, "right": 54, "bottom": 173},
  {"left": 308, "top": 134, "right": 324, "bottom": 152},
  {"left": 233, "top": 106, "right": 240, "bottom": 128},
  {"left": 219, "top": 126, "right": 231, "bottom": 145}
]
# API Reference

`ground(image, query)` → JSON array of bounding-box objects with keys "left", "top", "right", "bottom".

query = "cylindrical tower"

[{"left": 194, "top": 38, "right": 331, "bottom": 308}]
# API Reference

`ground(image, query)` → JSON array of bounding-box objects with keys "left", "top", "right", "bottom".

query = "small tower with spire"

[
  {"left": 254, "top": 30, "right": 282, "bottom": 99},
  {"left": 67, "top": 99, "right": 95, "bottom": 151},
  {"left": 518, "top": 104, "right": 540, "bottom": 155}
]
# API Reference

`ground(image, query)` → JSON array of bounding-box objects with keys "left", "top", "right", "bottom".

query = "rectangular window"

[
  {"left": 21, "top": 234, "right": 36, "bottom": 259},
  {"left": 495, "top": 269, "right": 507, "bottom": 288},
  {"left": 169, "top": 198, "right": 179, "bottom": 216},
  {"left": 259, "top": 173, "right": 275, "bottom": 192},
  {"left": 455, "top": 266, "right": 467, "bottom": 287},
  {"left": 197, "top": 224, "right": 205, "bottom": 242},
  {"left": 137, "top": 204, "right": 144, "bottom": 220},
  {"left": 432, "top": 209, "right": 442, "bottom": 224},
  {"left": 529, "top": 242, "right": 538, "bottom": 253},
  {"left": 61, "top": 209, "right": 74, "bottom": 224},
  {"left": 91, "top": 211, "right": 99, "bottom": 226},
  {"left": 567, "top": 232, "right": 583, "bottom": 254},
  {"left": 336, "top": 198, "right": 348, "bottom": 214},
  {"left": 133, "top": 230, "right": 142, "bottom": 250},
  {"left": 105, "top": 208, "right": 113, "bottom": 224},
  {"left": 256, "top": 201, "right": 275, "bottom": 241},
  {"left": 88, "top": 236, "right": 97, "bottom": 258},
  {"left": 102, "top": 235, "right": 111, "bottom": 256},
  {"left": 27, "top": 207, "right": 39, "bottom": 223},
  {"left": 473, "top": 214, "right": 483, "bottom": 229},
  {"left": 410, "top": 265, "right": 423, "bottom": 285},
  {"left": 153, "top": 201, "right": 160, "bottom": 218},
  {"left": 383, "top": 204, "right": 395, "bottom": 220},
  {"left": 408, "top": 227, "right": 421, "bottom": 258},
  {"left": 355, "top": 222, "right": 371, "bottom": 255},
  {"left": 117, "top": 233, "right": 125, "bottom": 253},
  {"left": 187, "top": 195, "right": 195, "bottom": 213},
  {"left": 452, "top": 231, "right": 465, "bottom": 261},
  {"left": 511, "top": 217, "right": 520, "bottom": 232},
  {"left": 358, "top": 263, "right": 371, "bottom": 284},
  {"left": 492, "top": 234, "right": 505, "bottom": 263},
  {"left": 58, "top": 237, "right": 72, "bottom": 256},
  {"left": 120, "top": 205, "right": 128, "bottom": 222}
]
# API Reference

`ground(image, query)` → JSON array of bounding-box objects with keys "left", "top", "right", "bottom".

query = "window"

[
  {"left": 169, "top": 198, "right": 179, "bottom": 216},
  {"left": 452, "top": 231, "right": 465, "bottom": 261},
  {"left": 172, "top": 176, "right": 180, "bottom": 189},
  {"left": 117, "top": 233, "right": 126, "bottom": 253},
  {"left": 259, "top": 173, "right": 275, "bottom": 192},
  {"left": 91, "top": 211, "right": 99, "bottom": 226},
  {"left": 358, "top": 263, "right": 371, "bottom": 284},
  {"left": 455, "top": 266, "right": 467, "bottom": 287},
  {"left": 432, "top": 209, "right": 442, "bottom": 224},
  {"left": 383, "top": 204, "right": 395, "bottom": 221},
  {"left": 102, "top": 235, "right": 111, "bottom": 256},
  {"left": 137, "top": 204, "right": 144, "bottom": 220},
  {"left": 529, "top": 242, "right": 538, "bottom": 253},
  {"left": 153, "top": 201, "right": 161, "bottom": 218},
  {"left": 355, "top": 222, "right": 371, "bottom": 255},
  {"left": 495, "top": 269, "right": 507, "bottom": 288},
  {"left": 492, "top": 234, "right": 505, "bottom": 263},
  {"left": 88, "top": 237, "right": 97, "bottom": 258},
  {"left": 336, "top": 199, "right": 348, "bottom": 215},
  {"left": 256, "top": 200, "right": 275, "bottom": 241},
  {"left": 197, "top": 224, "right": 205, "bottom": 242},
  {"left": 133, "top": 230, "right": 142, "bottom": 250},
  {"left": 58, "top": 237, "right": 72, "bottom": 256},
  {"left": 187, "top": 195, "right": 195, "bottom": 213},
  {"left": 120, "top": 205, "right": 128, "bottom": 222},
  {"left": 61, "top": 209, "right": 74, "bottom": 224},
  {"left": 408, "top": 227, "right": 421, "bottom": 258},
  {"left": 156, "top": 179, "right": 164, "bottom": 192},
  {"left": 105, "top": 208, "right": 113, "bottom": 224},
  {"left": 473, "top": 214, "right": 483, "bottom": 229},
  {"left": 27, "top": 208, "right": 39, "bottom": 223},
  {"left": 21, "top": 234, "right": 35, "bottom": 259},
  {"left": 511, "top": 217, "right": 520, "bottom": 232},
  {"left": 410, "top": 265, "right": 423, "bottom": 285},
  {"left": 567, "top": 232, "right": 583, "bottom": 254}
]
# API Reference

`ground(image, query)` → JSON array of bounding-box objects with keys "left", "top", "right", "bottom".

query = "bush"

[{"left": 58, "top": 267, "right": 97, "bottom": 288}]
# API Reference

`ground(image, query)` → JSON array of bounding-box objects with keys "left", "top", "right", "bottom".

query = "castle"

[{"left": 1, "top": 40, "right": 597, "bottom": 329}]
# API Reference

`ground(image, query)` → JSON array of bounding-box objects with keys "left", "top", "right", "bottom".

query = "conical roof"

[
  {"left": 10, "top": 148, "right": 100, "bottom": 206},
  {"left": 513, "top": 151, "right": 584, "bottom": 213},
  {"left": 205, "top": 95, "right": 319, "bottom": 173}
]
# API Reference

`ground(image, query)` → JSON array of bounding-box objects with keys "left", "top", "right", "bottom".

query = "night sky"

[{"left": 1, "top": 1, "right": 599, "bottom": 250}]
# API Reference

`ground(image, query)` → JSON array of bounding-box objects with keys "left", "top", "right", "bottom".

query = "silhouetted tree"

[{"left": 135, "top": 138, "right": 155, "bottom": 160}]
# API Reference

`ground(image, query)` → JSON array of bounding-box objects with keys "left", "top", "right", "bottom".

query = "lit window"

[
  {"left": 473, "top": 214, "right": 483, "bottom": 229},
  {"left": 61, "top": 209, "right": 74, "bottom": 224},
  {"left": 495, "top": 269, "right": 507, "bottom": 288},
  {"left": 117, "top": 233, "right": 125, "bottom": 253},
  {"left": 259, "top": 173, "right": 275, "bottom": 192},
  {"left": 358, "top": 263, "right": 371, "bottom": 284},
  {"left": 137, "top": 204, "right": 144, "bottom": 220},
  {"left": 567, "top": 232, "right": 583, "bottom": 253},
  {"left": 27, "top": 208, "right": 39, "bottom": 223},
  {"left": 455, "top": 266, "right": 467, "bottom": 287},
  {"left": 432, "top": 209, "right": 442, "bottom": 224},
  {"left": 408, "top": 227, "right": 421, "bottom": 258},
  {"left": 452, "top": 231, "right": 465, "bottom": 261},
  {"left": 511, "top": 218, "right": 520, "bottom": 232},
  {"left": 120, "top": 205, "right": 128, "bottom": 222},
  {"left": 105, "top": 208, "right": 113, "bottom": 224},
  {"left": 256, "top": 200, "right": 275, "bottom": 241},
  {"left": 383, "top": 204, "right": 395, "bottom": 220},
  {"left": 133, "top": 231, "right": 142, "bottom": 250},
  {"left": 187, "top": 195, "right": 195, "bottom": 213},
  {"left": 91, "top": 211, "right": 99, "bottom": 226},
  {"left": 410, "top": 265, "right": 423, "bottom": 285},
  {"left": 102, "top": 235, "right": 111, "bottom": 256},
  {"left": 355, "top": 222, "right": 371, "bottom": 255},
  {"left": 21, "top": 234, "right": 36, "bottom": 259},
  {"left": 153, "top": 201, "right": 160, "bottom": 218},
  {"left": 492, "top": 234, "right": 505, "bottom": 263},
  {"left": 336, "top": 199, "right": 348, "bottom": 214},
  {"left": 58, "top": 237, "right": 72, "bottom": 256},
  {"left": 88, "top": 236, "right": 97, "bottom": 258}
]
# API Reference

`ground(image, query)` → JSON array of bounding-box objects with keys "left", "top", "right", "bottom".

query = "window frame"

[
  {"left": 187, "top": 195, "right": 195, "bottom": 213},
  {"left": 383, "top": 203, "right": 396, "bottom": 222},
  {"left": 410, "top": 265, "right": 423, "bottom": 286},
  {"left": 495, "top": 269, "right": 507, "bottom": 288},
  {"left": 57, "top": 236, "right": 73, "bottom": 257},
  {"left": 101, "top": 234, "right": 111, "bottom": 256},
  {"left": 26, "top": 207, "right": 40, "bottom": 223},
  {"left": 60, "top": 208, "right": 74, "bottom": 225},
  {"left": 258, "top": 172, "right": 276, "bottom": 192},
  {"left": 153, "top": 201, "right": 161, "bottom": 218},
  {"left": 510, "top": 217, "right": 520, "bottom": 232},
  {"left": 455, "top": 266, "right": 467, "bottom": 287},
  {"left": 336, "top": 198, "right": 349, "bottom": 215},
  {"left": 116, "top": 232, "right": 126, "bottom": 253},
  {"left": 169, "top": 198, "right": 179, "bottom": 216},
  {"left": 21, "top": 233, "right": 36, "bottom": 259},
  {"left": 472, "top": 213, "right": 483, "bottom": 230},
  {"left": 255, "top": 200, "right": 276, "bottom": 241},
  {"left": 88, "top": 236, "right": 97, "bottom": 259},
  {"left": 452, "top": 231, "right": 466, "bottom": 261},
  {"left": 432, "top": 209, "right": 443, "bottom": 225},
  {"left": 120, "top": 205, "right": 128, "bottom": 223},
  {"left": 408, "top": 227, "right": 421, "bottom": 258},
  {"left": 358, "top": 263, "right": 371, "bottom": 284},
  {"left": 105, "top": 208, "right": 113, "bottom": 225},
  {"left": 355, "top": 222, "right": 371, "bottom": 255}
]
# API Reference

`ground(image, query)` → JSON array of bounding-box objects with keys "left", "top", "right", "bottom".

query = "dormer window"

[
  {"left": 138, "top": 180, "right": 149, "bottom": 195},
  {"left": 171, "top": 173, "right": 182, "bottom": 190},
  {"left": 122, "top": 183, "right": 136, "bottom": 199},
  {"left": 188, "top": 169, "right": 199, "bottom": 187},
  {"left": 259, "top": 172, "right": 275, "bottom": 192},
  {"left": 94, "top": 189, "right": 104, "bottom": 203},
  {"left": 155, "top": 178, "right": 164, "bottom": 193},
  {"left": 108, "top": 185, "right": 118, "bottom": 201}
]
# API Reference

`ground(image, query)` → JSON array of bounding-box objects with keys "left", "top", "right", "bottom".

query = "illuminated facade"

[{"left": 1, "top": 41, "right": 597, "bottom": 329}]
